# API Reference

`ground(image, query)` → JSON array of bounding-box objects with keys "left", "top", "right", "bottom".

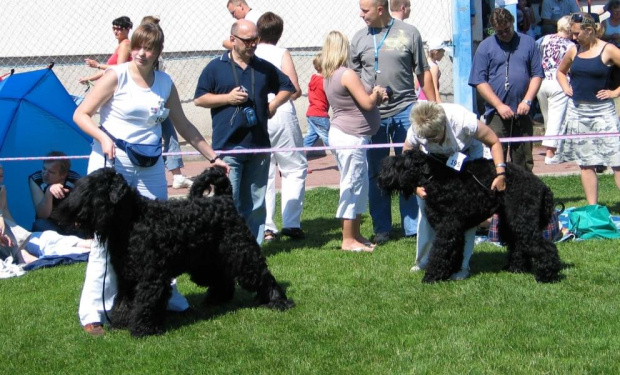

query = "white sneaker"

[
  {"left": 449, "top": 268, "right": 470, "bottom": 281},
  {"left": 544, "top": 155, "right": 561, "bottom": 165},
  {"left": 172, "top": 175, "right": 194, "bottom": 189},
  {"left": 410, "top": 264, "right": 426, "bottom": 272}
]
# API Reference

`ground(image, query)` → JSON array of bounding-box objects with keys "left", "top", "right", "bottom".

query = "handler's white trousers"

[{"left": 264, "top": 110, "right": 308, "bottom": 232}]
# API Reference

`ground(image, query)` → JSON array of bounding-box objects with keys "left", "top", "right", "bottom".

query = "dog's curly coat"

[
  {"left": 378, "top": 149, "right": 563, "bottom": 283},
  {"left": 59, "top": 167, "right": 294, "bottom": 337}
]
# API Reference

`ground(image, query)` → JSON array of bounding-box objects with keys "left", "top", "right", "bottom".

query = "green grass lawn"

[{"left": 1, "top": 175, "right": 619, "bottom": 374}]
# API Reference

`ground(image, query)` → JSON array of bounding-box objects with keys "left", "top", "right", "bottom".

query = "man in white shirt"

[{"left": 223, "top": 0, "right": 263, "bottom": 49}]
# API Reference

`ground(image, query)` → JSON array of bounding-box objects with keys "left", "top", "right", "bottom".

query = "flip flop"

[{"left": 341, "top": 246, "right": 374, "bottom": 253}]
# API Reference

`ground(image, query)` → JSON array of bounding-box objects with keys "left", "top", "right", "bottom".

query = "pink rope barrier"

[{"left": 0, "top": 132, "right": 618, "bottom": 162}]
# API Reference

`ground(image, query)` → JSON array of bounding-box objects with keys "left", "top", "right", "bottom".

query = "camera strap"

[{"left": 229, "top": 52, "right": 255, "bottom": 103}]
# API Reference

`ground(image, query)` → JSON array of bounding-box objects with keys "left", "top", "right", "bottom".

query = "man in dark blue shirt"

[
  {"left": 469, "top": 7, "right": 543, "bottom": 171},
  {"left": 194, "top": 19, "right": 294, "bottom": 244}
]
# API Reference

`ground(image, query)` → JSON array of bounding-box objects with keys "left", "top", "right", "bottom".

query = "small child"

[
  {"left": 418, "top": 39, "right": 446, "bottom": 103},
  {"left": 303, "top": 53, "right": 331, "bottom": 150}
]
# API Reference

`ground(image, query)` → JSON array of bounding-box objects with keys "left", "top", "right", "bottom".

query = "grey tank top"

[{"left": 323, "top": 67, "right": 380, "bottom": 136}]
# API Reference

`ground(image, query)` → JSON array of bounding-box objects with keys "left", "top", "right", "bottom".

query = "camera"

[
  {"left": 243, "top": 106, "right": 257, "bottom": 127},
  {"left": 385, "top": 86, "right": 393, "bottom": 100}
]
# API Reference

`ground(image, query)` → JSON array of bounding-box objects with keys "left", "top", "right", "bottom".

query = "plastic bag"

[{"left": 568, "top": 204, "right": 620, "bottom": 240}]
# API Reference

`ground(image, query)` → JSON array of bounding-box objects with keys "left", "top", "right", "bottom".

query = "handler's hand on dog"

[
  {"left": 491, "top": 176, "right": 506, "bottom": 191},
  {"left": 211, "top": 159, "right": 231, "bottom": 175},
  {"left": 416, "top": 186, "right": 427, "bottom": 199}
]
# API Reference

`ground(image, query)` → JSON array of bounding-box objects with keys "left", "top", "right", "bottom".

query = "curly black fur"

[
  {"left": 58, "top": 167, "right": 294, "bottom": 337},
  {"left": 378, "top": 149, "right": 563, "bottom": 284}
]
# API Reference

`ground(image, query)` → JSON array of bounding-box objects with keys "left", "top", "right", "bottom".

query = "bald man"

[{"left": 195, "top": 20, "right": 295, "bottom": 244}]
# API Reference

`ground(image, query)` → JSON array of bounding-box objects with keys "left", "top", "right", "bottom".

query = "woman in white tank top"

[{"left": 72, "top": 22, "right": 229, "bottom": 336}]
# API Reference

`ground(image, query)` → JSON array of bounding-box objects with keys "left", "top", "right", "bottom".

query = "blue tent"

[{"left": 0, "top": 68, "right": 91, "bottom": 228}]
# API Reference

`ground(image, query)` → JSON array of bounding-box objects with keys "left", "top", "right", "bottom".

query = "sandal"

[{"left": 264, "top": 229, "right": 277, "bottom": 241}]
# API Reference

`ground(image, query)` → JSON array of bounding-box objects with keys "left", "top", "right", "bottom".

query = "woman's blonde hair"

[
  {"left": 320, "top": 31, "right": 350, "bottom": 78},
  {"left": 556, "top": 15, "right": 571, "bottom": 34},
  {"left": 411, "top": 102, "right": 447, "bottom": 140},
  {"left": 571, "top": 13, "right": 603, "bottom": 37}
]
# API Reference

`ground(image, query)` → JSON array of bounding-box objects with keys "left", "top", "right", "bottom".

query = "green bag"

[{"left": 568, "top": 205, "right": 620, "bottom": 240}]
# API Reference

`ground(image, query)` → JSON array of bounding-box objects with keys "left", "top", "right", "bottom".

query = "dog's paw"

[
  {"left": 130, "top": 325, "right": 164, "bottom": 338},
  {"left": 264, "top": 298, "right": 295, "bottom": 311}
]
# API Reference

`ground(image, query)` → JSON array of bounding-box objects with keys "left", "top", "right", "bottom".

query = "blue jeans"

[
  {"left": 223, "top": 152, "right": 270, "bottom": 244},
  {"left": 303, "top": 116, "right": 330, "bottom": 147},
  {"left": 367, "top": 104, "right": 418, "bottom": 236},
  {"left": 162, "top": 118, "right": 184, "bottom": 171}
]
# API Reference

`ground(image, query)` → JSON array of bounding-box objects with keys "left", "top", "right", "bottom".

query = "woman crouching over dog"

[
  {"left": 73, "top": 22, "right": 230, "bottom": 336},
  {"left": 404, "top": 102, "right": 506, "bottom": 280}
]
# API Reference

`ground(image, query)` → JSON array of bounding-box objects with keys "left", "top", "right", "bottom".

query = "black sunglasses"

[
  {"left": 233, "top": 35, "right": 260, "bottom": 46},
  {"left": 571, "top": 13, "right": 595, "bottom": 27}
]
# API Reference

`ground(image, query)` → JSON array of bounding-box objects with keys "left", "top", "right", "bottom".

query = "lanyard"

[{"left": 372, "top": 18, "right": 395, "bottom": 77}]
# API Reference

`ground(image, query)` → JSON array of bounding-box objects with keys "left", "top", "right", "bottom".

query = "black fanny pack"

[{"left": 101, "top": 127, "right": 162, "bottom": 167}]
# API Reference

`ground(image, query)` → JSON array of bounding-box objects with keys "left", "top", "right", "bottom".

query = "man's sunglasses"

[{"left": 233, "top": 35, "right": 260, "bottom": 46}]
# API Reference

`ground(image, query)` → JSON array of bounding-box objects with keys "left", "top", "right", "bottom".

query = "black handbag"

[{"left": 101, "top": 127, "right": 161, "bottom": 167}]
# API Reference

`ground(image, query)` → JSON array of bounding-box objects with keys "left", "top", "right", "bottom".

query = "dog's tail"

[{"left": 189, "top": 168, "right": 233, "bottom": 198}]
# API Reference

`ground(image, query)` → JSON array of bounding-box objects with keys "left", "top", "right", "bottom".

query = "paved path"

[{"left": 166, "top": 145, "right": 580, "bottom": 198}]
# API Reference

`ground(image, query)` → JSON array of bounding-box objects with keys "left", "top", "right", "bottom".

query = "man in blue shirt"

[
  {"left": 195, "top": 19, "right": 294, "bottom": 244},
  {"left": 469, "top": 7, "right": 543, "bottom": 171}
]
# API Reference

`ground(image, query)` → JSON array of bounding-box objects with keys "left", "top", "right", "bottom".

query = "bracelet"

[
  {"left": 495, "top": 163, "right": 507, "bottom": 168},
  {"left": 496, "top": 172, "right": 506, "bottom": 177},
  {"left": 209, "top": 155, "right": 219, "bottom": 163}
]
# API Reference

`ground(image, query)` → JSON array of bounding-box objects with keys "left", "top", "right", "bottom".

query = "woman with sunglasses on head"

[
  {"left": 79, "top": 16, "right": 133, "bottom": 84},
  {"left": 73, "top": 22, "right": 229, "bottom": 336},
  {"left": 556, "top": 12, "right": 620, "bottom": 205}
]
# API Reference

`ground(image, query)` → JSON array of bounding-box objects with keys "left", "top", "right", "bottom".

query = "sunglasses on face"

[
  {"left": 493, "top": 24, "right": 513, "bottom": 36},
  {"left": 571, "top": 13, "right": 595, "bottom": 27},
  {"left": 233, "top": 34, "right": 259, "bottom": 46}
]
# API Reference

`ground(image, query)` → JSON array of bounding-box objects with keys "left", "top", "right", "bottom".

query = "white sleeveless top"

[
  {"left": 255, "top": 43, "right": 295, "bottom": 114},
  {"left": 99, "top": 63, "right": 172, "bottom": 144}
]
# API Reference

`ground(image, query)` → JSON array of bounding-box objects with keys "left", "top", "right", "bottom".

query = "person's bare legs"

[
  {"left": 20, "top": 249, "right": 38, "bottom": 264},
  {"left": 613, "top": 167, "right": 620, "bottom": 191},
  {"left": 341, "top": 215, "right": 373, "bottom": 252},
  {"left": 580, "top": 166, "right": 598, "bottom": 205},
  {"left": 546, "top": 147, "right": 557, "bottom": 159}
]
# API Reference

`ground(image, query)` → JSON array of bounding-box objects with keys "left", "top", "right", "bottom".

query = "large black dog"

[
  {"left": 59, "top": 167, "right": 294, "bottom": 337},
  {"left": 378, "top": 149, "right": 563, "bottom": 283}
]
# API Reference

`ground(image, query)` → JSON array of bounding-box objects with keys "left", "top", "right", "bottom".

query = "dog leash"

[{"left": 101, "top": 153, "right": 114, "bottom": 326}]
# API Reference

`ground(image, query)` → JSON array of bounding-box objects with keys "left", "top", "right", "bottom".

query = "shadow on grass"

[
  {"left": 165, "top": 281, "right": 294, "bottom": 334},
  {"left": 261, "top": 216, "right": 342, "bottom": 256},
  {"left": 471, "top": 249, "right": 573, "bottom": 280}
]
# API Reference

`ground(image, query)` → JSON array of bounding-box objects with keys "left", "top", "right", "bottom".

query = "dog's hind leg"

[
  {"left": 499, "top": 213, "right": 532, "bottom": 274},
  {"left": 128, "top": 277, "right": 172, "bottom": 337},
  {"left": 528, "top": 237, "right": 563, "bottom": 283}
]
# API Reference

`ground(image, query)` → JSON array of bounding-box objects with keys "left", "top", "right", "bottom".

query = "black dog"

[
  {"left": 59, "top": 167, "right": 294, "bottom": 337},
  {"left": 378, "top": 149, "right": 563, "bottom": 283}
]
